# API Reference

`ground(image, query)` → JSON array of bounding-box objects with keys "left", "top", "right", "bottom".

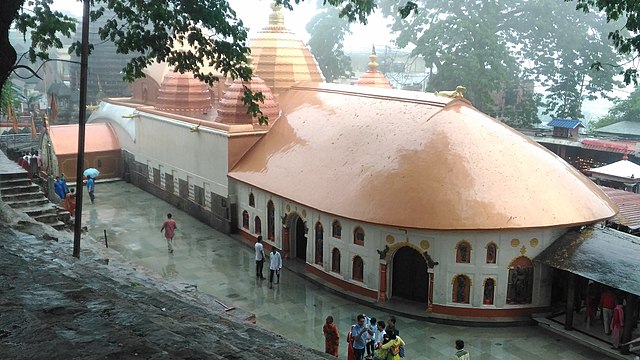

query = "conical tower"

[
  {"left": 355, "top": 45, "right": 392, "bottom": 89},
  {"left": 249, "top": 2, "right": 324, "bottom": 97}
]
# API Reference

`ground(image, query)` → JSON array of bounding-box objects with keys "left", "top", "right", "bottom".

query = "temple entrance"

[
  {"left": 295, "top": 217, "right": 306, "bottom": 261},
  {"left": 392, "top": 246, "right": 429, "bottom": 302}
]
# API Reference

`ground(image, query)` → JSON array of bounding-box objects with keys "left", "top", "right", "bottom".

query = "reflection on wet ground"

[{"left": 82, "top": 182, "right": 610, "bottom": 359}]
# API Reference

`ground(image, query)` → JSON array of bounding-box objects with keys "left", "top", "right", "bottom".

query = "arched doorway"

[
  {"left": 295, "top": 217, "right": 306, "bottom": 261},
  {"left": 392, "top": 246, "right": 428, "bottom": 302}
]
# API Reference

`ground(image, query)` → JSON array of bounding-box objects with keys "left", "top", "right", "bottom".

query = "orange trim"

[{"left": 305, "top": 263, "right": 377, "bottom": 299}]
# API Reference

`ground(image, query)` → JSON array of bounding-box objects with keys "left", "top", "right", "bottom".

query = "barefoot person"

[
  {"left": 160, "top": 213, "right": 177, "bottom": 253},
  {"left": 323, "top": 315, "right": 340, "bottom": 357}
]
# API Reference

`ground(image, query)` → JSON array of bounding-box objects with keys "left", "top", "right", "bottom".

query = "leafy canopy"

[
  {"left": 591, "top": 88, "right": 640, "bottom": 129},
  {"left": 306, "top": 4, "right": 353, "bottom": 83}
]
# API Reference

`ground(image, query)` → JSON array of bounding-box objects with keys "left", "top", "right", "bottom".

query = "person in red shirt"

[
  {"left": 600, "top": 288, "right": 616, "bottom": 335},
  {"left": 611, "top": 298, "right": 625, "bottom": 349},
  {"left": 160, "top": 213, "right": 177, "bottom": 253},
  {"left": 63, "top": 188, "right": 76, "bottom": 216}
]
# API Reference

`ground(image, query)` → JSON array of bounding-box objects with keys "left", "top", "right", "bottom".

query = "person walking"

[
  {"left": 53, "top": 176, "right": 65, "bottom": 202},
  {"left": 269, "top": 247, "right": 282, "bottom": 288},
  {"left": 323, "top": 315, "right": 340, "bottom": 357},
  {"left": 86, "top": 175, "right": 95, "bottom": 204},
  {"left": 350, "top": 314, "right": 373, "bottom": 360},
  {"left": 255, "top": 236, "right": 266, "bottom": 279},
  {"left": 380, "top": 330, "right": 405, "bottom": 360},
  {"left": 600, "top": 288, "right": 616, "bottom": 335},
  {"left": 160, "top": 213, "right": 177, "bottom": 253},
  {"left": 452, "top": 339, "right": 470, "bottom": 360},
  {"left": 611, "top": 298, "right": 625, "bottom": 349},
  {"left": 63, "top": 188, "right": 76, "bottom": 216}
]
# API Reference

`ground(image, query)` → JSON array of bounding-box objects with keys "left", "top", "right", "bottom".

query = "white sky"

[{"left": 50, "top": 0, "right": 396, "bottom": 52}]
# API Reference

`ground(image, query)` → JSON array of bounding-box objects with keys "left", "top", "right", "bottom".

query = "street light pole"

[{"left": 73, "top": 0, "right": 90, "bottom": 258}]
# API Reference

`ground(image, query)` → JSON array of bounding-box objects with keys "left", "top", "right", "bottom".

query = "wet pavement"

[{"left": 81, "top": 181, "right": 613, "bottom": 360}]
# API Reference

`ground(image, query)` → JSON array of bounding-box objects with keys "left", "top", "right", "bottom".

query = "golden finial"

[
  {"left": 367, "top": 45, "right": 379, "bottom": 72},
  {"left": 520, "top": 245, "right": 527, "bottom": 256},
  {"left": 269, "top": 2, "right": 284, "bottom": 27},
  {"left": 435, "top": 85, "right": 466, "bottom": 99}
]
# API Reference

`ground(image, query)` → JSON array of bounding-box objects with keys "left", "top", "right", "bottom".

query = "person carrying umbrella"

[{"left": 86, "top": 175, "right": 95, "bottom": 204}]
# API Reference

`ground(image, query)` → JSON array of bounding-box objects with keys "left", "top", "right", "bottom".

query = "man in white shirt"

[
  {"left": 269, "top": 247, "right": 282, "bottom": 288},
  {"left": 255, "top": 236, "right": 266, "bottom": 279}
]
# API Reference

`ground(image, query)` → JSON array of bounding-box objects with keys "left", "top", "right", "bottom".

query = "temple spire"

[
  {"left": 269, "top": 2, "right": 285, "bottom": 27},
  {"left": 367, "top": 45, "right": 379, "bottom": 72}
]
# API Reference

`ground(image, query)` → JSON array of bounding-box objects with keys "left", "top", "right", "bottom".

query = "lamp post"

[{"left": 72, "top": 0, "right": 90, "bottom": 258}]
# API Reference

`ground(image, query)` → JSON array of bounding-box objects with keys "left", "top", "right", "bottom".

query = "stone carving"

[{"left": 377, "top": 245, "right": 389, "bottom": 259}]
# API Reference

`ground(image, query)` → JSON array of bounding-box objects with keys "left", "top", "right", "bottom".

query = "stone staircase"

[{"left": 0, "top": 172, "right": 70, "bottom": 230}]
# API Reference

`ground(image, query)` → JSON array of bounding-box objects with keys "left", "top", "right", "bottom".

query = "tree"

[
  {"left": 306, "top": 4, "right": 353, "bottom": 83},
  {"left": 591, "top": 88, "right": 640, "bottom": 129},
  {"left": 571, "top": 0, "right": 640, "bottom": 85},
  {"left": 1, "top": 0, "right": 267, "bottom": 122},
  {"left": 376, "top": 0, "right": 624, "bottom": 125}
]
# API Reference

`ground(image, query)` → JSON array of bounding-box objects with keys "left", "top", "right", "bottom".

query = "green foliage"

[
  {"left": 571, "top": 0, "right": 640, "bottom": 85},
  {"left": 306, "top": 5, "right": 353, "bottom": 83},
  {"left": 377, "top": 0, "right": 624, "bottom": 124},
  {"left": 0, "top": 80, "right": 15, "bottom": 115},
  {"left": 592, "top": 88, "right": 640, "bottom": 129}
]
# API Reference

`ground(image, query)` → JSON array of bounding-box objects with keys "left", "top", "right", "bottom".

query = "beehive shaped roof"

[
  {"left": 229, "top": 83, "right": 617, "bottom": 230},
  {"left": 355, "top": 46, "right": 392, "bottom": 89},
  {"left": 155, "top": 72, "right": 212, "bottom": 114},
  {"left": 248, "top": 3, "right": 324, "bottom": 97}
]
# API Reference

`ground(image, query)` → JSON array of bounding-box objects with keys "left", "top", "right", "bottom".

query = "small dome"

[
  {"left": 355, "top": 45, "right": 392, "bottom": 89},
  {"left": 155, "top": 72, "right": 212, "bottom": 113},
  {"left": 217, "top": 74, "right": 280, "bottom": 125},
  {"left": 249, "top": 3, "right": 324, "bottom": 97}
]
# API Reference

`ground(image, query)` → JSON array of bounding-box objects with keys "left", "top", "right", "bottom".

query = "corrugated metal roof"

[
  {"left": 600, "top": 186, "right": 640, "bottom": 230},
  {"left": 535, "top": 227, "right": 640, "bottom": 296},
  {"left": 596, "top": 121, "right": 640, "bottom": 137},
  {"left": 548, "top": 118, "right": 584, "bottom": 129},
  {"left": 581, "top": 139, "right": 636, "bottom": 154}
]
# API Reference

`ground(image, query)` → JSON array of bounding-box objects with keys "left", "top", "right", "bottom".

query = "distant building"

[{"left": 548, "top": 118, "right": 584, "bottom": 139}]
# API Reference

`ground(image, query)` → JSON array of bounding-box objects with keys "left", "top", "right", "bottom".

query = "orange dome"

[
  {"left": 155, "top": 72, "right": 212, "bottom": 113},
  {"left": 217, "top": 74, "right": 280, "bottom": 125},
  {"left": 230, "top": 82, "right": 617, "bottom": 230},
  {"left": 355, "top": 46, "right": 392, "bottom": 89},
  {"left": 249, "top": 3, "right": 324, "bottom": 97}
]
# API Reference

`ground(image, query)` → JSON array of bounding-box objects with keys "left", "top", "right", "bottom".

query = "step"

[
  {"left": 0, "top": 184, "right": 41, "bottom": 195},
  {"left": 0, "top": 177, "right": 33, "bottom": 187},
  {"left": 4, "top": 198, "right": 51, "bottom": 209},
  {"left": 1, "top": 191, "right": 46, "bottom": 202},
  {"left": 33, "top": 212, "right": 60, "bottom": 224},
  {"left": 50, "top": 221, "right": 68, "bottom": 230},
  {"left": 0, "top": 172, "right": 29, "bottom": 181},
  {"left": 22, "top": 204, "right": 58, "bottom": 217}
]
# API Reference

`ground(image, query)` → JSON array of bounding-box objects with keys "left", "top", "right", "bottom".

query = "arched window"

[
  {"left": 315, "top": 222, "right": 324, "bottom": 265},
  {"left": 242, "top": 210, "right": 249, "bottom": 229},
  {"left": 455, "top": 240, "right": 472, "bottom": 263},
  {"left": 254, "top": 216, "right": 262, "bottom": 235},
  {"left": 249, "top": 193, "right": 255, "bottom": 207},
  {"left": 353, "top": 226, "right": 365, "bottom": 246},
  {"left": 352, "top": 256, "right": 364, "bottom": 282},
  {"left": 483, "top": 278, "right": 496, "bottom": 305},
  {"left": 452, "top": 274, "right": 471, "bottom": 304},
  {"left": 267, "top": 201, "right": 275, "bottom": 240},
  {"left": 332, "top": 220, "right": 342, "bottom": 239},
  {"left": 506, "top": 256, "right": 534, "bottom": 305},
  {"left": 331, "top": 248, "right": 341, "bottom": 273},
  {"left": 486, "top": 242, "right": 497, "bottom": 264}
]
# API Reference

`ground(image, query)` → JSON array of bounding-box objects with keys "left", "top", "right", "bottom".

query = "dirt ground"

[{"left": 0, "top": 203, "right": 329, "bottom": 360}]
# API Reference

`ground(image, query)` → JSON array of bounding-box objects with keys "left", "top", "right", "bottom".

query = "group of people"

[
  {"left": 323, "top": 314, "right": 470, "bottom": 360},
  {"left": 322, "top": 314, "right": 405, "bottom": 360},
  {"left": 17, "top": 151, "right": 42, "bottom": 179},
  {"left": 254, "top": 236, "right": 283, "bottom": 289},
  {"left": 583, "top": 284, "right": 626, "bottom": 349},
  {"left": 53, "top": 174, "right": 76, "bottom": 215}
]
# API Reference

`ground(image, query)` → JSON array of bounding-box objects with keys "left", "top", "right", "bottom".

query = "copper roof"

[
  {"left": 155, "top": 71, "right": 212, "bottom": 114},
  {"left": 229, "top": 82, "right": 617, "bottom": 230},
  {"left": 218, "top": 75, "right": 280, "bottom": 125},
  {"left": 355, "top": 46, "right": 392, "bottom": 89},
  {"left": 49, "top": 123, "right": 120, "bottom": 155},
  {"left": 248, "top": 3, "right": 324, "bottom": 97},
  {"left": 599, "top": 186, "right": 640, "bottom": 230}
]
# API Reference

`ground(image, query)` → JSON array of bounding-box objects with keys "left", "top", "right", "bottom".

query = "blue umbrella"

[{"left": 83, "top": 168, "right": 100, "bottom": 178}]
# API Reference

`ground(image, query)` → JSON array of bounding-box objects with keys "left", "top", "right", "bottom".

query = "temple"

[{"left": 57, "top": 5, "right": 619, "bottom": 322}]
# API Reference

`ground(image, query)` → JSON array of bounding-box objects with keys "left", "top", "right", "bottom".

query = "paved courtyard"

[{"left": 80, "top": 181, "right": 611, "bottom": 359}]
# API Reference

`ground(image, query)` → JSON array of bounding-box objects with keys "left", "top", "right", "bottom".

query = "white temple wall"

[{"left": 233, "top": 181, "right": 568, "bottom": 313}]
